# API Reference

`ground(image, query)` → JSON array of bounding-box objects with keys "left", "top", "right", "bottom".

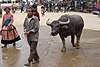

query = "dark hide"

[{"left": 47, "top": 14, "right": 84, "bottom": 52}]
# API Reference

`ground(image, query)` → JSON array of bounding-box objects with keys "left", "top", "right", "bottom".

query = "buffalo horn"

[
  {"left": 59, "top": 18, "right": 70, "bottom": 24},
  {"left": 46, "top": 18, "right": 51, "bottom": 26}
]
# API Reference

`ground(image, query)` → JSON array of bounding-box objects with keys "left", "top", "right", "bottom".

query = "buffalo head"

[{"left": 46, "top": 18, "right": 70, "bottom": 36}]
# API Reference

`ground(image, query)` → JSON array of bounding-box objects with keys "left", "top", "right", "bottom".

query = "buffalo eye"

[{"left": 56, "top": 25, "right": 60, "bottom": 27}]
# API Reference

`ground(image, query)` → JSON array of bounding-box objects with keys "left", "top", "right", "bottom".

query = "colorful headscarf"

[{"left": 4, "top": 7, "right": 11, "bottom": 11}]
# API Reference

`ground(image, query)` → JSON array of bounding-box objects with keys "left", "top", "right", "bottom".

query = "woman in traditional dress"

[{"left": 1, "top": 7, "right": 21, "bottom": 48}]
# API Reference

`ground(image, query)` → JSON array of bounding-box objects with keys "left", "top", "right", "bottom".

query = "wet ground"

[
  {"left": 0, "top": 26, "right": 100, "bottom": 67},
  {"left": 0, "top": 6, "right": 100, "bottom": 67}
]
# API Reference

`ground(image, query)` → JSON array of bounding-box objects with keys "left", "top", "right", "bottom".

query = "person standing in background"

[
  {"left": 26, "top": 0, "right": 30, "bottom": 8},
  {"left": 32, "top": 4, "right": 40, "bottom": 21},
  {"left": 20, "top": 0, "right": 25, "bottom": 13},
  {"left": 41, "top": 3, "right": 45, "bottom": 16}
]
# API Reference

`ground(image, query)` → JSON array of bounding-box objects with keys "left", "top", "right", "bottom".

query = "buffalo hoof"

[
  {"left": 72, "top": 44, "right": 76, "bottom": 47},
  {"left": 61, "top": 47, "right": 66, "bottom": 52},
  {"left": 75, "top": 45, "right": 80, "bottom": 49},
  {"left": 24, "top": 62, "right": 30, "bottom": 66},
  {"left": 32, "top": 60, "right": 39, "bottom": 64}
]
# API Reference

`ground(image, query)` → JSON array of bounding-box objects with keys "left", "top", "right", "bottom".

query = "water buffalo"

[{"left": 46, "top": 14, "right": 84, "bottom": 52}]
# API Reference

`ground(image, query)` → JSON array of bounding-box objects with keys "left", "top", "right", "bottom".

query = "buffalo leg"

[
  {"left": 75, "top": 32, "right": 82, "bottom": 49},
  {"left": 61, "top": 37, "right": 66, "bottom": 52},
  {"left": 71, "top": 35, "right": 75, "bottom": 47}
]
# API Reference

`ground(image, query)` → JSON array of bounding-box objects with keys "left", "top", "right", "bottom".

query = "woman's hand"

[{"left": 8, "top": 23, "right": 12, "bottom": 26}]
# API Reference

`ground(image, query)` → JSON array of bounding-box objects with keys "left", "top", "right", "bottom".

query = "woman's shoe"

[
  {"left": 1, "top": 44, "right": 7, "bottom": 48},
  {"left": 13, "top": 43, "right": 16, "bottom": 47}
]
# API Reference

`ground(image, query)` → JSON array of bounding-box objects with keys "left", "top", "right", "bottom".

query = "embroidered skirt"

[{"left": 1, "top": 25, "right": 21, "bottom": 44}]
